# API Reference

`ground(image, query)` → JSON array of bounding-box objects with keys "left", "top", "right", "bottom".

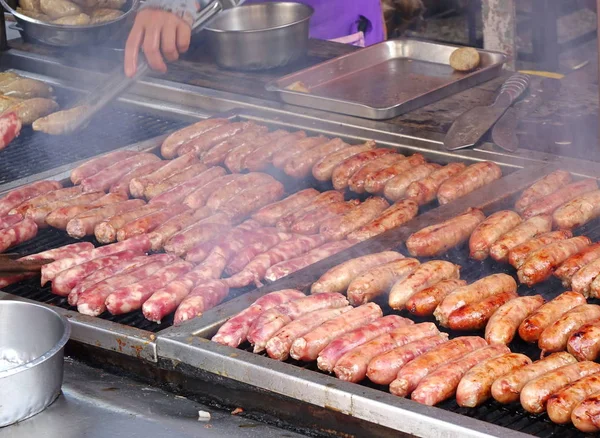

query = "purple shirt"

[{"left": 243, "top": 0, "right": 385, "bottom": 46}]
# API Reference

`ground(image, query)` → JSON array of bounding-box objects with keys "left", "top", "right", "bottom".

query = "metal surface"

[
  {"left": 266, "top": 39, "right": 508, "bottom": 120},
  {"left": 0, "top": 300, "right": 70, "bottom": 427},
  {"left": 0, "top": 0, "right": 138, "bottom": 47},
  {"left": 444, "top": 73, "right": 530, "bottom": 150},
  {"left": 205, "top": 2, "right": 313, "bottom": 71}
]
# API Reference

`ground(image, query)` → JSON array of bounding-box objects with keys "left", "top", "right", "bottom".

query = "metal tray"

[{"left": 265, "top": 38, "right": 508, "bottom": 120}]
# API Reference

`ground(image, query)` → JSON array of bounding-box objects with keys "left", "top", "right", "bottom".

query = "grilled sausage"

[
  {"left": 348, "top": 153, "right": 406, "bottom": 194},
  {"left": 571, "top": 392, "right": 600, "bottom": 432},
  {"left": 508, "top": 230, "right": 573, "bottom": 269},
  {"left": 519, "top": 291, "right": 587, "bottom": 343},
  {"left": 406, "top": 208, "right": 486, "bottom": 257},
  {"left": 320, "top": 197, "right": 390, "bottom": 241},
  {"left": 225, "top": 130, "right": 288, "bottom": 173},
  {"left": 572, "top": 258, "right": 600, "bottom": 297},
  {"left": 347, "top": 258, "right": 420, "bottom": 306},
  {"left": 365, "top": 154, "right": 426, "bottom": 194},
  {"left": 223, "top": 230, "right": 291, "bottom": 274},
  {"left": 383, "top": 163, "right": 441, "bottom": 201},
  {"left": 81, "top": 153, "right": 161, "bottom": 193},
  {"left": 568, "top": 320, "right": 600, "bottom": 361},
  {"left": 389, "top": 260, "right": 461, "bottom": 310},
  {"left": 447, "top": 290, "right": 518, "bottom": 331},
  {"left": 366, "top": 334, "right": 449, "bottom": 385},
  {"left": 520, "top": 361, "right": 600, "bottom": 414},
  {"left": 219, "top": 180, "right": 285, "bottom": 223},
  {"left": 331, "top": 148, "right": 396, "bottom": 191},
  {"left": 312, "top": 141, "right": 376, "bottom": 182},
  {"left": 437, "top": 162, "right": 502, "bottom": 205},
  {"left": 183, "top": 174, "right": 242, "bottom": 209},
  {"left": 456, "top": 353, "right": 532, "bottom": 408},
  {"left": 243, "top": 131, "right": 307, "bottom": 172},
  {"left": 405, "top": 162, "right": 466, "bottom": 205},
  {"left": 311, "top": 251, "right": 404, "bottom": 295},
  {"left": 109, "top": 161, "right": 165, "bottom": 197},
  {"left": 66, "top": 199, "right": 147, "bottom": 239},
  {"left": 129, "top": 153, "right": 199, "bottom": 199},
  {"left": 276, "top": 191, "right": 344, "bottom": 231},
  {"left": 251, "top": 189, "right": 320, "bottom": 226},
  {"left": 71, "top": 150, "right": 139, "bottom": 185},
  {"left": 434, "top": 273, "right": 516, "bottom": 327},
  {"left": 389, "top": 336, "right": 488, "bottom": 398},
  {"left": 160, "top": 118, "right": 230, "bottom": 159},
  {"left": 116, "top": 205, "right": 189, "bottom": 242},
  {"left": 291, "top": 200, "right": 359, "bottom": 235},
  {"left": 469, "top": 210, "right": 522, "bottom": 261},
  {"left": 94, "top": 204, "right": 166, "bottom": 244},
  {"left": 538, "top": 304, "right": 600, "bottom": 354},
  {"left": 170, "top": 279, "right": 231, "bottom": 325},
  {"left": 0, "top": 180, "right": 62, "bottom": 217},
  {"left": 485, "top": 295, "right": 545, "bottom": 345},
  {"left": 555, "top": 243, "right": 600, "bottom": 287},
  {"left": 406, "top": 279, "right": 467, "bottom": 317},
  {"left": 149, "top": 168, "right": 228, "bottom": 207},
  {"left": 283, "top": 138, "right": 350, "bottom": 179},
  {"left": 143, "top": 162, "right": 209, "bottom": 199},
  {"left": 202, "top": 127, "right": 266, "bottom": 167},
  {"left": 553, "top": 190, "right": 600, "bottom": 230},
  {"left": 10, "top": 186, "right": 82, "bottom": 217},
  {"left": 347, "top": 199, "right": 419, "bottom": 242},
  {"left": 515, "top": 170, "right": 572, "bottom": 212},
  {"left": 178, "top": 121, "right": 253, "bottom": 157},
  {"left": 163, "top": 217, "right": 231, "bottom": 257},
  {"left": 147, "top": 207, "right": 213, "bottom": 252},
  {"left": 317, "top": 315, "right": 411, "bottom": 373},
  {"left": 522, "top": 178, "right": 599, "bottom": 219},
  {"left": 272, "top": 136, "right": 329, "bottom": 169},
  {"left": 547, "top": 375, "right": 600, "bottom": 424},
  {"left": 45, "top": 192, "right": 128, "bottom": 229},
  {"left": 489, "top": 215, "right": 553, "bottom": 263},
  {"left": 205, "top": 173, "right": 275, "bottom": 211},
  {"left": 27, "top": 191, "right": 105, "bottom": 227}
]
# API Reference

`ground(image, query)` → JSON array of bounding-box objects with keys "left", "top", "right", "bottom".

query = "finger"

[
  {"left": 124, "top": 21, "right": 145, "bottom": 77},
  {"left": 176, "top": 21, "right": 191, "bottom": 54},
  {"left": 143, "top": 24, "right": 167, "bottom": 73},
  {"left": 161, "top": 19, "right": 179, "bottom": 62}
]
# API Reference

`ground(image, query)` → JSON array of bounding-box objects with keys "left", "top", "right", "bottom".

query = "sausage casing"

[
  {"left": 538, "top": 304, "right": 600, "bottom": 354},
  {"left": 485, "top": 295, "right": 545, "bottom": 345},
  {"left": 331, "top": 148, "right": 396, "bottom": 191},
  {"left": 547, "top": 374, "right": 600, "bottom": 424},
  {"left": 515, "top": 170, "right": 572, "bottom": 212},
  {"left": 346, "top": 199, "right": 419, "bottom": 242},
  {"left": 489, "top": 215, "right": 553, "bottom": 263},
  {"left": 469, "top": 210, "right": 522, "bottom": 261},
  {"left": 382, "top": 163, "right": 440, "bottom": 201},
  {"left": 553, "top": 190, "right": 600, "bottom": 230},
  {"left": 405, "top": 162, "right": 466, "bottom": 205},
  {"left": 508, "top": 230, "right": 573, "bottom": 269},
  {"left": 319, "top": 197, "right": 390, "bottom": 241},
  {"left": 406, "top": 279, "right": 467, "bottom": 317},
  {"left": 568, "top": 320, "right": 600, "bottom": 361},
  {"left": 447, "top": 290, "right": 518, "bottom": 331},
  {"left": 437, "top": 161, "right": 502, "bottom": 205},
  {"left": 312, "top": 141, "right": 376, "bottom": 182},
  {"left": 555, "top": 243, "right": 600, "bottom": 287},
  {"left": 522, "top": 178, "right": 598, "bottom": 219}
]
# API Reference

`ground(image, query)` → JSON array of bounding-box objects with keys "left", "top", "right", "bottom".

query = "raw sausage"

[
  {"left": 251, "top": 189, "right": 319, "bottom": 226},
  {"left": 163, "top": 279, "right": 232, "bottom": 324},
  {"left": 44, "top": 192, "right": 128, "bottom": 229},
  {"left": 163, "top": 217, "right": 231, "bottom": 257},
  {"left": 319, "top": 197, "right": 389, "bottom": 241},
  {"left": 0, "top": 218, "right": 38, "bottom": 253},
  {"left": 538, "top": 304, "right": 600, "bottom": 354},
  {"left": 94, "top": 204, "right": 165, "bottom": 244},
  {"left": 406, "top": 279, "right": 467, "bottom": 317},
  {"left": 348, "top": 153, "right": 405, "bottom": 194},
  {"left": 116, "top": 204, "right": 189, "bottom": 242},
  {"left": 80, "top": 153, "right": 160, "bottom": 193},
  {"left": 129, "top": 152, "right": 199, "bottom": 198},
  {"left": 109, "top": 161, "right": 165, "bottom": 197},
  {"left": 485, "top": 295, "right": 545, "bottom": 345},
  {"left": 515, "top": 170, "right": 572, "bottom": 212},
  {"left": 143, "top": 162, "right": 209, "bottom": 199},
  {"left": 489, "top": 215, "right": 553, "bottom": 263},
  {"left": 11, "top": 187, "right": 82, "bottom": 217},
  {"left": 218, "top": 180, "right": 285, "bottom": 223},
  {"left": 205, "top": 173, "right": 275, "bottom": 211},
  {"left": 312, "top": 141, "right": 376, "bottom": 182},
  {"left": 347, "top": 199, "right": 418, "bottom": 242},
  {"left": 160, "top": 118, "right": 229, "bottom": 159},
  {"left": 182, "top": 174, "right": 241, "bottom": 209},
  {"left": 66, "top": 199, "right": 147, "bottom": 238},
  {"left": 522, "top": 178, "right": 598, "bottom": 219},
  {"left": 508, "top": 230, "right": 573, "bottom": 269},
  {"left": 0, "top": 112, "right": 21, "bottom": 150},
  {"left": 27, "top": 191, "right": 105, "bottom": 227},
  {"left": 405, "top": 162, "right": 466, "bottom": 205},
  {"left": 147, "top": 207, "right": 213, "bottom": 252},
  {"left": 469, "top": 210, "right": 522, "bottom": 261},
  {"left": 331, "top": 148, "right": 396, "bottom": 191},
  {"left": 437, "top": 162, "right": 502, "bottom": 205},
  {"left": 0, "top": 180, "right": 62, "bottom": 217}
]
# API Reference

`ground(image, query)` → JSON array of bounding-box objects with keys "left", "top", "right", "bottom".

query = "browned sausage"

[
  {"left": 469, "top": 210, "right": 522, "bottom": 261},
  {"left": 437, "top": 162, "right": 502, "bottom": 205},
  {"left": 312, "top": 141, "right": 376, "bottom": 182},
  {"left": 508, "top": 230, "right": 573, "bottom": 269},
  {"left": 319, "top": 197, "right": 390, "bottom": 241},
  {"left": 522, "top": 178, "right": 598, "bottom": 219},
  {"left": 538, "top": 304, "right": 600, "bottom": 354},
  {"left": 489, "top": 214, "right": 553, "bottom": 263},
  {"left": 348, "top": 153, "right": 406, "bottom": 194},
  {"left": 485, "top": 295, "right": 545, "bottom": 345},
  {"left": 515, "top": 170, "right": 572, "bottom": 212},
  {"left": 447, "top": 290, "right": 518, "bottom": 331},
  {"left": 363, "top": 154, "right": 426, "bottom": 194},
  {"left": 382, "top": 163, "right": 441, "bottom": 201},
  {"left": 553, "top": 190, "right": 600, "bottom": 230},
  {"left": 346, "top": 199, "right": 419, "bottom": 242},
  {"left": 405, "top": 162, "right": 466, "bottom": 205},
  {"left": 547, "top": 374, "right": 600, "bottom": 424},
  {"left": 406, "top": 279, "right": 467, "bottom": 317},
  {"left": 555, "top": 243, "right": 600, "bottom": 287},
  {"left": 331, "top": 148, "right": 396, "bottom": 191},
  {"left": 568, "top": 320, "right": 600, "bottom": 361}
]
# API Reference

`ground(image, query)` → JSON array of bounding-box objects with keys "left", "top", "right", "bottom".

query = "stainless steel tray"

[{"left": 265, "top": 38, "right": 508, "bottom": 120}]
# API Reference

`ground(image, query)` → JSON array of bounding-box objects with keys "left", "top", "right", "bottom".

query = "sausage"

[
  {"left": 366, "top": 334, "right": 449, "bottom": 385},
  {"left": 289, "top": 303, "right": 383, "bottom": 361},
  {"left": 405, "top": 162, "right": 467, "bottom": 205},
  {"left": 0, "top": 180, "right": 62, "bottom": 217},
  {"left": 522, "top": 178, "right": 599, "bottom": 219},
  {"left": 382, "top": 163, "right": 441, "bottom": 201},
  {"left": 520, "top": 361, "right": 600, "bottom": 414},
  {"left": 129, "top": 152, "right": 199, "bottom": 199},
  {"left": 555, "top": 243, "right": 600, "bottom": 287},
  {"left": 163, "top": 217, "right": 231, "bottom": 257},
  {"left": 0, "top": 111, "right": 21, "bottom": 150},
  {"left": 406, "top": 208, "right": 486, "bottom": 257},
  {"left": 183, "top": 174, "right": 242, "bottom": 209},
  {"left": 27, "top": 191, "right": 105, "bottom": 227},
  {"left": 437, "top": 162, "right": 502, "bottom": 205},
  {"left": 411, "top": 344, "right": 510, "bottom": 406},
  {"left": 80, "top": 153, "right": 161, "bottom": 193},
  {"left": 264, "top": 240, "right": 354, "bottom": 283},
  {"left": 519, "top": 291, "right": 587, "bottom": 343},
  {"left": 172, "top": 280, "right": 231, "bottom": 325},
  {"left": 143, "top": 162, "right": 209, "bottom": 199},
  {"left": 469, "top": 210, "right": 522, "bottom": 261},
  {"left": 0, "top": 214, "right": 25, "bottom": 230},
  {"left": 538, "top": 304, "right": 600, "bottom": 354},
  {"left": 456, "top": 353, "right": 532, "bottom": 408},
  {"left": 348, "top": 153, "right": 406, "bottom": 194},
  {"left": 347, "top": 258, "right": 420, "bottom": 306},
  {"left": 331, "top": 148, "right": 396, "bottom": 191},
  {"left": 485, "top": 295, "right": 545, "bottom": 345},
  {"left": 222, "top": 231, "right": 287, "bottom": 274},
  {"left": 553, "top": 190, "right": 600, "bottom": 230},
  {"left": 206, "top": 173, "right": 275, "bottom": 211},
  {"left": 161, "top": 119, "right": 231, "bottom": 159},
  {"left": 251, "top": 189, "right": 319, "bottom": 226},
  {"left": 334, "top": 323, "right": 438, "bottom": 383},
  {"left": 201, "top": 126, "right": 267, "bottom": 166},
  {"left": 291, "top": 200, "right": 359, "bottom": 235},
  {"left": 265, "top": 306, "right": 353, "bottom": 361},
  {"left": 568, "top": 320, "right": 600, "bottom": 361},
  {"left": 508, "top": 230, "right": 573, "bottom": 269},
  {"left": 434, "top": 273, "right": 517, "bottom": 327},
  {"left": 489, "top": 215, "right": 553, "bottom": 263},
  {"left": 311, "top": 251, "right": 404, "bottom": 295},
  {"left": 389, "top": 260, "right": 460, "bottom": 310},
  {"left": 515, "top": 170, "right": 573, "bottom": 212},
  {"left": 193, "top": 220, "right": 264, "bottom": 264},
  {"left": 108, "top": 161, "right": 164, "bottom": 197},
  {"left": 283, "top": 138, "right": 350, "bottom": 179},
  {"left": 45, "top": 193, "right": 128, "bottom": 229},
  {"left": 272, "top": 136, "right": 329, "bottom": 169},
  {"left": 70, "top": 150, "right": 139, "bottom": 185},
  {"left": 225, "top": 130, "right": 288, "bottom": 173},
  {"left": 218, "top": 180, "right": 285, "bottom": 223},
  {"left": 94, "top": 204, "right": 169, "bottom": 244},
  {"left": 65, "top": 199, "right": 147, "bottom": 239},
  {"left": 518, "top": 236, "right": 592, "bottom": 286},
  {"left": 347, "top": 199, "right": 419, "bottom": 243},
  {"left": 364, "top": 154, "right": 426, "bottom": 194},
  {"left": 447, "top": 290, "right": 518, "bottom": 331},
  {"left": 147, "top": 207, "right": 213, "bottom": 252},
  {"left": 243, "top": 131, "right": 307, "bottom": 172},
  {"left": 406, "top": 279, "right": 467, "bottom": 317},
  {"left": 10, "top": 186, "right": 82, "bottom": 217},
  {"left": 312, "top": 141, "right": 376, "bottom": 182},
  {"left": 247, "top": 293, "right": 349, "bottom": 353},
  {"left": 116, "top": 204, "right": 189, "bottom": 242},
  {"left": 572, "top": 258, "right": 600, "bottom": 297},
  {"left": 317, "top": 315, "right": 411, "bottom": 373},
  {"left": 3, "top": 97, "right": 57, "bottom": 125},
  {"left": 0, "top": 77, "right": 52, "bottom": 99},
  {"left": 389, "top": 336, "right": 488, "bottom": 398},
  {"left": 320, "top": 197, "right": 390, "bottom": 241},
  {"left": 276, "top": 191, "right": 344, "bottom": 231},
  {"left": 0, "top": 218, "right": 38, "bottom": 252},
  {"left": 547, "top": 374, "right": 600, "bottom": 424},
  {"left": 571, "top": 393, "right": 600, "bottom": 432},
  {"left": 177, "top": 121, "right": 253, "bottom": 157}
]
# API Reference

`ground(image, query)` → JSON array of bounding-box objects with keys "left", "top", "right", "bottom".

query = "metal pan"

[{"left": 266, "top": 38, "right": 508, "bottom": 120}]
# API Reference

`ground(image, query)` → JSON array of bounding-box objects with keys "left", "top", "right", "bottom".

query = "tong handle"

[{"left": 495, "top": 73, "right": 530, "bottom": 107}]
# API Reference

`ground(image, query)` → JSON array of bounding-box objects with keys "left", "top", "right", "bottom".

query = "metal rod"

[{"left": 0, "top": 8, "right": 7, "bottom": 51}]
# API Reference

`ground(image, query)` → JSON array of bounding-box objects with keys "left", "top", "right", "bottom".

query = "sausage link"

[
  {"left": 81, "top": 153, "right": 161, "bottom": 193},
  {"left": 219, "top": 180, "right": 285, "bottom": 223},
  {"left": 251, "top": 189, "right": 319, "bottom": 226},
  {"left": 568, "top": 320, "right": 600, "bottom": 361},
  {"left": 312, "top": 141, "right": 376, "bottom": 182},
  {"left": 276, "top": 191, "right": 344, "bottom": 231},
  {"left": 225, "top": 130, "right": 288, "bottom": 173},
  {"left": 348, "top": 153, "right": 406, "bottom": 194},
  {"left": 223, "top": 230, "right": 291, "bottom": 275},
  {"left": 182, "top": 174, "right": 241, "bottom": 209},
  {"left": 272, "top": 136, "right": 329, "bottom": 169},
  {"left": 291, "top": 200, "right": 359, "bottom": 235},
  {"left": 116, "top": 204, "right": 189, "bottom": 242},
  {"left": 572, "top": 392, "right": 600, "bottom": 432},
  {"left": 0, "top": 218, "right": 38, "bottom": 252},
  {"left": 243, "top": 131, "right": 306, "bottom": 172},
  {"left": 66, "top": 199, "right": 147, "bottom": 239},
  {"left": 547, "top": 374, "right": 600, "bottom": 424},
  {"left": 201, "top": 126, "right": 267, "bottom": 167},
  {"left": 469, "top": 210, "right": 522, "bottom": 261},
  {"left": 572, "top": 258, "right": 600, "bottom": 297},
  {"left": 347, "top": 199, "right": 419, "bottom": 243},
  {"left": 555, "top": 243, "right": 600, "bottom": 287},
  {"left": 0, "top": 180, "right": 62, "bottom": 217},
  {"left": 522, "top": 178, "right": 599, "bottom": 219},
  {"left": 45, "top": 192, "right": 128, "bottom": 229},
  {"left": 406, "top": 279, "right": 467, "bottom": 317},
  {"left": 284, "top": 138, "right": 350, "bottom": 179},
  {"left": 405, "top": 162, "right": 466, "bottom": 205},
  {"left": 205, "top": 173, "right": 275, "bottom": 211},
  {"left": 515, "top": 170, "right": 572, "bottom": 212},
  {"left": 553, "top": 190, "right": 600, "bottom": 230},
  {"left": 320, "top": 197, "right": 390, "bottom": 241},
  {"left": 94, "top": 204, "right": 165, "bottom": 244},
  {"left": 163, "top": 217, "right": 231, "bottom": 257},
  {"left": 109, "top": 161, "right": 165, "bottom": 197},
  {"left": 485, "top": 295, "right": 545, "bottom": 345},
  {"left": 70, "top": 150, "right": 139, "bottom": 185},
  {"left": 508, "top": 230, "right": 573, "bottom": 269},
  {"left": 27, "top": 191, "right": 105, "bottom": 228},
  {"left": 160, "top": 118, "right": 229, "bottom": 159},
  {"left": 147, "top": 207, "right": 213, "bottom": 252},
  {"left": 538, "top": 304, "right": 600, "bottom": 354},
  {"left": 171, "top": 280, "right": 231, "bottom": 325},
  {"left": 143, "top": 162, "right": 209, "bottom": 200},
  {"left": 447, "top": 290, "right": 518, "bottom": 331},
  {"left": 129, "top": 152, "right": 199, "bottom": 199},
  {"left": 10, "top": 186, "right": 83, "bottom": 217},
  {"left": 437, "top": 162, "right": 502, "bottom": 205},
  {"left": 331, "top": 148, "right": 396, "bottom": 191},
  {"left": 177, "top": 121, "right": 253, "bottom": 157},
  {"left": 489, "top": 215, "right": 553, "bottom": 263},
  {"left": 364, "top": 154, "right": 425, "bottom": 194},
  {"left": 382, "top": 163, "right": 441, "bottom": 201}
]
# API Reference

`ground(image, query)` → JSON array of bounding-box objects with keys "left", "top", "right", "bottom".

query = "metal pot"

[
  {"left": 204, "top": 2, "right": 313, "bottom": 71},
  {"left": 0, "top": 0, "right": 139, "bottom": 47},
  {"left": 0, "top": 300, "right": 71, "bottom": 427}
]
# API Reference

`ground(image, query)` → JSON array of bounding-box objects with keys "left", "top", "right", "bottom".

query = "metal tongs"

[
  {"left": 0, "top": 253, "right": 54, "bottom": 274},
  {"left": 68, "top": 0, "right": 245, "bottom": 133}
]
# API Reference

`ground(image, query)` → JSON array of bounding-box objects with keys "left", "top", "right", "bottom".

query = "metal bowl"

[
  {"left": 0, "top": 0, "right": 139, "bottom": 47},
  {"left": 0, "top": 300, "right": 71, "bottom": 427},
  {"left": 204, "top": 2, "right": 313, "bottom": 71}
]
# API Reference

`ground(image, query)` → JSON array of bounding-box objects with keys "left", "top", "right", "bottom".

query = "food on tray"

[
  {"left": 0, "top": 77, "right": 53, "bottom": 99},
  {"left": 32, "top": 105, "right": 89, "bottom": 135},
  {"left": 449, "top": 47, "right": 480, "bottom": 72},
  {"left": 437, "top": 161, "right": 502, "bottom": 205},
  {"left": 522, "top": 178, "right": 598, "bottom": 219},
  {"left": 89, "top": 8, "right": 122, "bottom": 23},
  {"left": 285, "top": 81, "right": 310, "bottom": 93},
  {"left": 19, "top": 0, "right": 125, "bottom": 25},
  {"left": 52, "top": 12, "right": 89, "bottom": 24},
  {"left": 469, "top": 210, "right": 522, "bottom": 261},
  {"left": 515, "top": 170, "right": 572, "bottom": 213},
  {"left": 39, "top": 0, "right": 81, "bottom": 18}
]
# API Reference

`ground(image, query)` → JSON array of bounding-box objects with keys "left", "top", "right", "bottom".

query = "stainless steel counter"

[{"left": 0, "top": 357, "right": 307, "bottom": 438}]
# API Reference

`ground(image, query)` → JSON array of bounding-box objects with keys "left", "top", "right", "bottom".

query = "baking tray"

[{"left": 265, "top": 38, "right": 508, "bottom": 120}]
